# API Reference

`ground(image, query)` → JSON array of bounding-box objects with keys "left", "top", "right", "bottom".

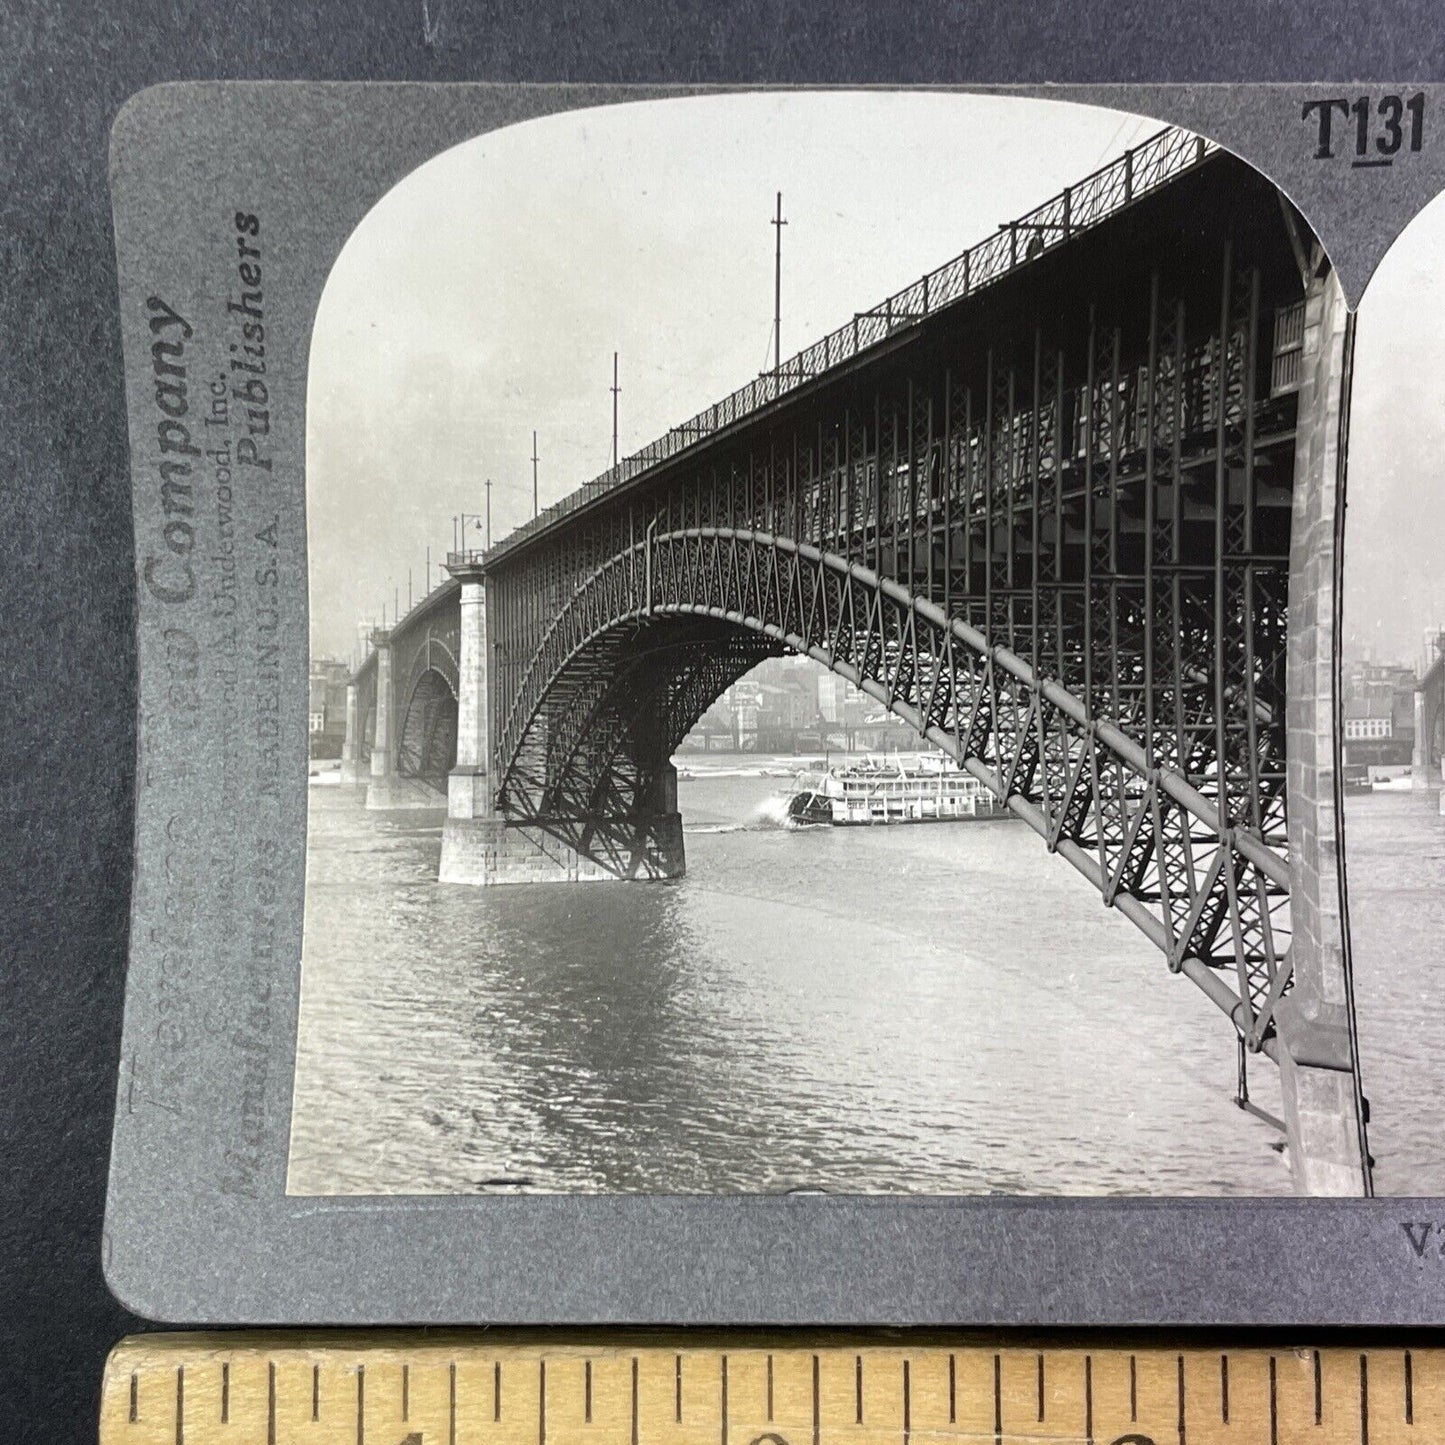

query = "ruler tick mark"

[
  {"left": 632, "top": 1358, "right": 640, "bottom": 1445},
  {"left": 856, "top": 1355, "right": 864, "bottom": 1424},
  {"left": 1177, "top": 1354, "right": 1186, "bottom": 1445},
  {"left": 1037, "top": 1353, "right": 1045, "bottom": 1422},
  {"left": 129, "top": 1372, "right": 138, "bottom": 1425},
  {"left": 902, "top": 1359, "right": 911, "bottom": 1444},
  {"left": 992, "top": 1353, "right": 1002, "bottom": 1445},
  {"left": 1360, "top": 1354, "right": 1370, "bottom": 1445},
  {"left": 1269, "top": 1356, "right": 1278, "bottom": 1445},
  {"left": 540, "top": 1359, "right": 547, "bottom": 1445},
  {"left": 812, "top": 1355, "right": 820, "bottom": 1445},
  {"left": 314, "top": 1363, "right": 322, "bottom": 1422},
  {"left": 1084, "top": 1355, "right": 1093, "bottom": 1445},
  {"left": 1405, "top": 1349, "right": 1414, "bottom": 1424},
  {"left": 450, "top": 1362, "right": 458, "bottom": 1445},
  {"left": 1129, "top": 1355, "right": 1137, "bottom": 1423},
  {"left": 767, "top": 1355, "right": 774, "bottom": 1423},
  {"left": 355, "top": 1363, "right": 363, "bottom": 1445},
  {"left": 677, "top": 1354, "right": 683, "bottom": 1423},
  {"left": 721, "top": 1354, "right": 729, "bottom": 1445},
  {"left": 268, "top": 1362, "right": 276, "bottom": 1445},
  {"left": 585, "top": 1360, "right": 593, "bottom": 1424},
  {"left": 948, "top": 1354, "right": 956, "bottom": 1425},
  {"left": 175, "top": 1366, "right": 184, "bottom": 1445},
  {"left": 496, "top": 1361, "right": 503, "bottom": 1421},
  {"left": 402, "top": 1363, "right": 409, "bottom": 1422},
  {"left": 1221, "top": 1354, "right": 1229, "bottom": 1424},
  {"left": 1314, "top": 1350, "right": 1323, "bottom": 1425},
  {"left": 221, "top": 1363, "right": 229, "bottom": 1425}
]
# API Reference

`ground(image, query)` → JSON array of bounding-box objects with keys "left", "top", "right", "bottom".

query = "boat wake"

[
  {"left": 753, "top": 795, "right": 827, "bottom": 831},
  {"left": 754, "top": 795, "right": 795, "bottom": 829},
  {"left": 687, "top": 795, "right": 815, "bottom": 834}
]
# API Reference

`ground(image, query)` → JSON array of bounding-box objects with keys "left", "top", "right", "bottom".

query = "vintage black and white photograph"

[
  {"left": 1337, "top": 182, "right": 1445, "bottom": 1200},
  {"left": 283, "top": 90, "right": 1437, "bottom": 1201}
]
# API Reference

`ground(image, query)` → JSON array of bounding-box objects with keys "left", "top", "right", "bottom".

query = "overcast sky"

[
  {"left": 1344, "top": 186, "right": 1445, "bottom": 676},
  {"left": 307, "top": 91, "right": 1445, "bottom": 674},
  {"left": 307, "top": 92, "right": 1156, "bottom": 660}
]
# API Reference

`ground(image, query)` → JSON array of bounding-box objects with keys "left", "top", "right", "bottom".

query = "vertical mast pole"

[
  {"left": 772, "top": 192, "right": 786, "bottom": 381},
  {"left": 611, "top": 353, "right": 620, "bottom": 471}
]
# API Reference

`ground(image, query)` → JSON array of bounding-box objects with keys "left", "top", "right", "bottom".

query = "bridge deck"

[{"left": 476, "top": 126, "right": 1216, "bottom": 568}]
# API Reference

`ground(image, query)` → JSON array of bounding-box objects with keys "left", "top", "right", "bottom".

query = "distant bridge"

[{"left": 338, "top": 128, "right": 1369, "bottom": 1194}]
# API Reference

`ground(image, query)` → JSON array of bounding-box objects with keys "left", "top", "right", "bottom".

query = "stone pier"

[
  {"left": 1414, "top": 665, "right": 1443, "bottom": 790},
  {"left": 1280, "top": 254, "right": 1370, "bottom": 1196},
  {"left": 338, "top": 679, "right": 365, "bottom": 786},
  {"left": 438, "top": 560, "right": 685, "bottom": 885},
  {"left": 363, "top": 628, "right": 439, "bottom": 810}
]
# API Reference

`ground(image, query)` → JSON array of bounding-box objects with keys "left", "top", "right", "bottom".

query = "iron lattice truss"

[
  {"left": 502, "top": 621, "right": 779, "bottom": 875},
  {"left": 488, "top": 208, "right": 1305, "bottom": 1063}
]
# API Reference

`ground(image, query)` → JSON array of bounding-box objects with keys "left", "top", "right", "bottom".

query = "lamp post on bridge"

[{"left": 458, "top": 511, "right": 486, "bottom": 559}]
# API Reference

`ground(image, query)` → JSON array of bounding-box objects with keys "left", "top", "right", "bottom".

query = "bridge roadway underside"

[{"left": 342, "top": 149, "right": 1370, "bottom": 1193}]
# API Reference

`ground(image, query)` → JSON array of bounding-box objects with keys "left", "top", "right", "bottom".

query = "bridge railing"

[{"left": 485, "top": 124, "right": 1215, "bottom": 565}]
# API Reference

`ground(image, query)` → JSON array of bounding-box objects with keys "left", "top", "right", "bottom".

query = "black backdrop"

[{"left": 4, "top": 4, "right": 1443, "bottom": 1440}]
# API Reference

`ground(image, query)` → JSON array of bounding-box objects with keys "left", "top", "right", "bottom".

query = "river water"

[
  {"left": 294, "top": 754, "right": 1445, "bottom": 1197},
  {"left": 1345, "top": 788, "right": 1445, "bottom": 1196}
]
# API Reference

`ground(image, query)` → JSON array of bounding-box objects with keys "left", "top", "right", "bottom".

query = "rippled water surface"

[
  {"left": 1346, "top": 789, "right": 1445, "bottom": 1196},
  {"left": 286, "top": 759, "right": 1350, "bottom": 1196}
]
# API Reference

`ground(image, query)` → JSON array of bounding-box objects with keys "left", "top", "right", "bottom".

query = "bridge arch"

[
  {"left": 497, "top": 526, "right": 1292, "bottom": 1058},
  {"left": 343, "top": 586, "right": 462, "bottom": 803},
  {"left": 397, "top": 667, "right": 459, "bottom": 784}
]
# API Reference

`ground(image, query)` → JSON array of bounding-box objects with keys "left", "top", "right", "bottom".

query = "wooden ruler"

[{"left": 101, "top": 1335, "right": 1444, "bottom": 1445}]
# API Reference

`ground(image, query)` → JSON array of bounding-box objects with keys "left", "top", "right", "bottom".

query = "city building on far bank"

[
  {"left": 309, "top": 658, "right": 351, "bottom": 758},
  {"left": 678, "top": 654, "right": 925, "bottom": 755}
]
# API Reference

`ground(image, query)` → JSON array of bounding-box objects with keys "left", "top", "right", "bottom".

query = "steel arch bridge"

[
  {"left": 339, "top": 127, "right": 1368, "bottom": 1191},
  {"left": 497, "top": 521, "right": 1291, "bottom": 1028}
]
